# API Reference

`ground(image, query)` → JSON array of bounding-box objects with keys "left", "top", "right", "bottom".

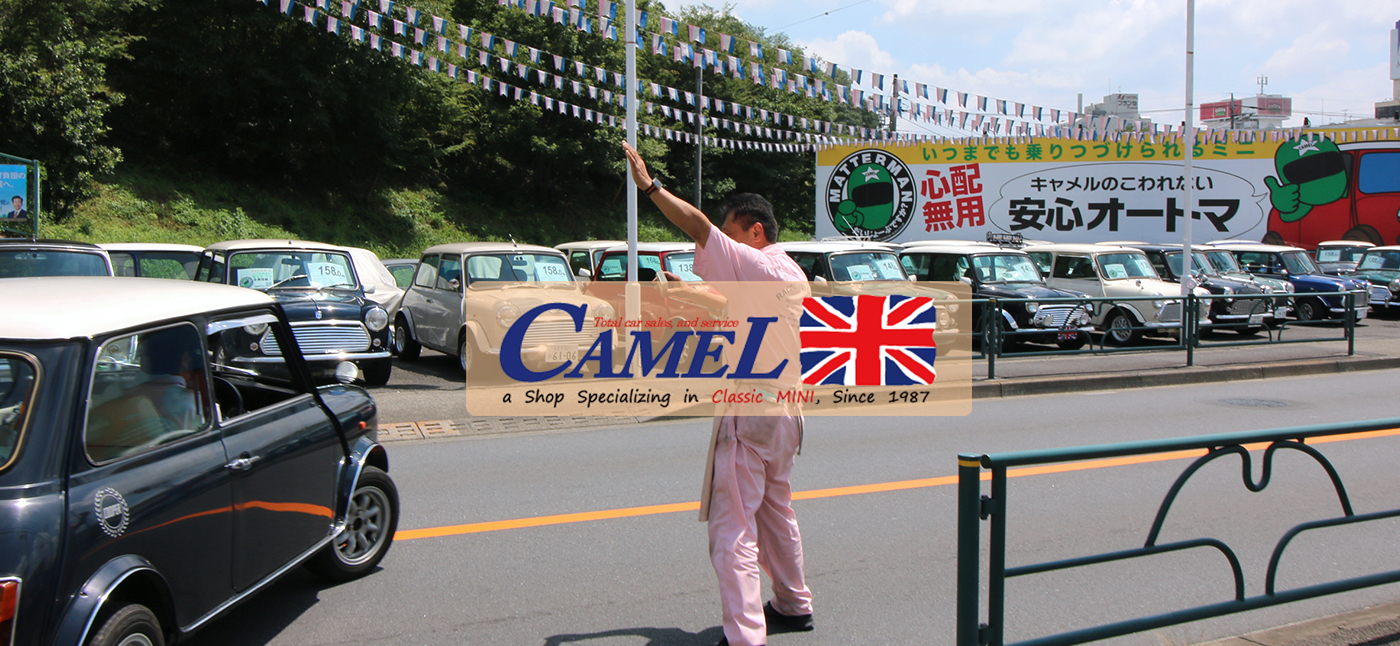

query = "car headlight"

[
  {"left": 1284, "top": 283, "right": 1295, "bottom": 293},
  {"left": 243, "top": 322, "right": 269, "bottom": 336},
  {"left": 365, "top": 306, "right": 389, "bottom": 331},
  {"left": 496, "top": 303, "right": 521, "bottom": 328},
  {"left": 595, "top": 304, "right": 616, "bottom": 320},
  {"left": 1153, "top": 299, "right": 1166, "bottom": 308},
  {"left": 1025, "top": 301, "right": 1039, "bottom": 313},
  {"left": 1390, "top": 279, "right": 1400, "bottom": 293}
]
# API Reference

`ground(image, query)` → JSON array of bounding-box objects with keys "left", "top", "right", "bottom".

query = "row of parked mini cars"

[{"left": 0, "top": 238, "right": 398, "bottom": 645}]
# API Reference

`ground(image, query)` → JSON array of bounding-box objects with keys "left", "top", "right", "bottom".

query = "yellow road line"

[{"left": 395, "top": 427, "right": 1400, "bottom": 542}]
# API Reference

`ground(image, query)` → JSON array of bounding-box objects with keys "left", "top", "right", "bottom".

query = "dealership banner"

[
  {"left": 815, "top": 127, "right": 1400, "bottom": 249},
  {"left": 462, "top": 281, "right": 971, "bottom": 417}
]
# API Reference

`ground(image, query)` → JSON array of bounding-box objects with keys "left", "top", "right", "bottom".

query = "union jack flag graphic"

[{"left": 800, "top": 294, "right": 939, "bottom": 386}]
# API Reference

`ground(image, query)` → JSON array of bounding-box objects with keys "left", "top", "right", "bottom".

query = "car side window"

[
  {"left": 1148, "top": 253, "right": 1170, "bottom": 277},
  {"left": 568, "top": 251, "right": 591, "bottom": 275},
  {"left": 789, "top": 254, "right": 820, "bottom": 281},
  {"left": 1236, "top": 252, "right": 1274, "bottom": 273},
  {"left": 925, "top": 254, "right": 963, "bottom": 281},
  {"left": 596, "top": 255, "right": 625, "bottom": 280},
  {"left": 1054, "top": 255, "right": 1093, "bottom": 279},
  {"left": 86, "top": 324, "right": 211, "bottom": 463},
  {"left": 110, "top": 252, "right": 138, "bottom": 277},
  {"left": 1028, "top": 252, "right": 1052, "bottom": 275},
  {"left": 414, "top": 254, "right": 440, "bottom": 288},
  {"left": 899, "top": 254, "right": 926, "bottom": 280},
  {"left": 437, "top": 256, "right": 462, "bottom": 291}
]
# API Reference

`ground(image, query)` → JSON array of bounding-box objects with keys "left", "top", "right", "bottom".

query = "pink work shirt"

[{"left": 693, "top": 224, "right": 805, "bottom": 282}]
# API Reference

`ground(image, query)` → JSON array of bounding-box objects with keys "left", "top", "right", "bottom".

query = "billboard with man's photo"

[{"left": 0, "top": 165, "right": 29, "bottom": 222}]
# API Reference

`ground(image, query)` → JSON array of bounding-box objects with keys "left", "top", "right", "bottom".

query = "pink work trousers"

[{"left": 707, "top": 413, "right": 813, "bottom": 646}]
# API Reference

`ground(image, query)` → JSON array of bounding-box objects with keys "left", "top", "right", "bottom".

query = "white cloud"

[{"left": 798, "top": 30, "right": 898, "bottom": 70}]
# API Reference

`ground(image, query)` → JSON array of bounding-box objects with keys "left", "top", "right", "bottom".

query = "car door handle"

[{"left": 225, "top": 455, "right": 261, "bottom": 471}]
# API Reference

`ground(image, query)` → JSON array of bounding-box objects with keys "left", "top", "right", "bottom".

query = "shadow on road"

[
  {"left": 543, "top": 626, "right": 725, "bottom": 646},
  {"left": 180, "top": 567, "right": 379, "bottom": 646}
]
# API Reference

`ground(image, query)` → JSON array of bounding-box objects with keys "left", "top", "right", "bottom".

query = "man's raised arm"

[{"left": 622, "top": 142, "right": 711, "bottom": 247}]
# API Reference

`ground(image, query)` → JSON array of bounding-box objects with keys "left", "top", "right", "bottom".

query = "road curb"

[
  {"left": 1195, "top": 599, "right": 1400, "bottom": 645},
  {"left": 971, "top": 356, "right": 1400, "bottom": 399}
]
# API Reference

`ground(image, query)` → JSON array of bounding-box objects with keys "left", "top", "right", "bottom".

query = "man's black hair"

[
  {"left": 9, "top": 196, "right": 19, "bottom": 203},
  {"left": 719, "top": 193, "right": 779, "bottom": 243}
]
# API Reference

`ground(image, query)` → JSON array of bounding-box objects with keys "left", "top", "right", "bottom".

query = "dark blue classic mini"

[
  {"left": 0, "top": 277, "right": 395, "bottom": 646},
  {"left": 196, "top": 240, "right": 394, "bottom": 385}
]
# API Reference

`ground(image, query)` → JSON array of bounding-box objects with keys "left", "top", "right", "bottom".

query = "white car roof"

[
  {"left": 600, "top": 242, "right": 696, "bottom": 253},
  {"left": 555, "top": 240, "right": 626, "bottom": 252},
  {"left": 1209, "top": 243, "right": 1305, "bottom": 252},
  {"left": 1316, "top": 240, "right": 1375, "bottom": 248},
  {"left": 0, "top": 277, "right": 273, "bottom": 340},
  {"left": 900, "top": 240, "right": 998, "bottom": 248},
  {"left": 1023, "top": 243, "right": 1141, "bottom": 255},
  {"left": 423, "top": 242, "right": 562, "bottom": 255},
  {"left": 1361, "top": 245, "right": 1400, "bottom": 252},
  {"left": 207, "top": 239, "right": 349, "bottom": 253},
  {"left": 779, "top": 241, "right": 901, "bottom": 253},
  {"left": 98, "top": 243, "right": 205, "bottom": 253},
  {"left": 339, "top": 246, "right": 399, "bottom": 291}
]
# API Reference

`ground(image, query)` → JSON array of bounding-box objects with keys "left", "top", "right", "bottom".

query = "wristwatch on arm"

[{"left": 644, "top": 178, "right": 663, "bottom": 196}]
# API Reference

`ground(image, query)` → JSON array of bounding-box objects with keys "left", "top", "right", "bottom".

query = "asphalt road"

[{"left": 184, "top": 369, "right": 1400, "bottom": 646}]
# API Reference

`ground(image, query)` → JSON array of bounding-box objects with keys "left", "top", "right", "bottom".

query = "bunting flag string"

[
  {"left": 341, "top": 0, "right": 1093, "bottom": 136},
  {"left": 268, "top": 0, "right": 906, "bottom": 150},
  {"left": 309, "top": 0, "right": 900, "bottom": 140}
]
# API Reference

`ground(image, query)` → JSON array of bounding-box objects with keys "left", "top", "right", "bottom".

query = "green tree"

[{"left": 0, "top": 0, "right": 142, "bottom": 218}]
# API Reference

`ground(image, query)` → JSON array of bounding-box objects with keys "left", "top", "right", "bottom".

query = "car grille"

[
  {"left": 1356, "top": 289, "right": 1371, "bottom": 307},
  {"left": 522, "top": 318, "right": 595, "bottom": 347},
  {"left": 1227, "top": 299, "right": 1271, "bottom": 316},
  {"left": 1034, "top": 304, "right": 1088, "bottom": 327},
  {"left": 1159, "top": 302, "right": 1182, "bottom": 322},
  {"left": 1371, "top": 285, "right": 1389, "bottom": 304},
  {"left": 261, "top": 324, "right": 371, "bottom": 356}
]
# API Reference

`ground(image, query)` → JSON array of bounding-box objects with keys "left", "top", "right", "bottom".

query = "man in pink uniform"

[{"left": 623, "top": 142, "right": 814, "bottom": 646}]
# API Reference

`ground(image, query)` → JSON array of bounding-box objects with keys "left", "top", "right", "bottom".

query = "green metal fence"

[
  {"left": 956, "top": 416, "right": 1400, "bottom": 646},
  {"left": 974, "top": 291, "right": 1362, "bottom": 379}
]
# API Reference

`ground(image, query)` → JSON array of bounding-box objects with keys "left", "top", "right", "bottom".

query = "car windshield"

[
  {"left": 1095, "top": 252, "right": 1158, "bottom": 280},
  {"left": 1281, "top": 251, "right": 1319, "bottom": 275},
  {"left": 228, "top": 251, "right": 358, "bottom": 290},
  {"left": 0, "top": 249, "right": 108, "bottom": 278},
  {"left": 1357, "top": 250, "right": 1400, "bottom": 271},
  {"left": 0, "top": 354, "right": 37, "bottom": 472},
  {"left": 664, "top": 253, "right": 700, "bottom": 281},
  {"left": 971, "top": 254, "right": 1042, "bottom": 283},
  {"left": 1317, "top": 247, "right": 1370, "bottom": 263},
  {"left": 830, "top": 252, "right": 906, "bottom": 281},
  {"left": 1205, "top": 250, "right": 1243, "bottom": 273},
  {"left": 1166, "top": 252, "right": 1218, "bottom": 277},
  {"left": 465, "top": 253, "right": 573, "bottom": 284}
]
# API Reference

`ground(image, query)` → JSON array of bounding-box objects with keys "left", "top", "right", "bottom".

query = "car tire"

[
  {"left": 1104, "top": 310, "right": 1142, "bottom": 346},
  {"left": 363, "top": 358, "right": 393, "bottom": 386},
  {"left": 393, "top": 318, "right": 420, "bottom": 361},
  {"left": 89, "top": 603, "right": 165, "bottom": 646},
  {"left": 1296, "top": 298, "right": 1323, "bottom": 322},
  {"left": 308, "top": 466, "right": 398, "bottom": 582},
  {"left": 994, "top": 319, "right": 1019, "bottom": 354}
]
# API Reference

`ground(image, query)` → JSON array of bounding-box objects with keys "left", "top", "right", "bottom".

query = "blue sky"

[{"left": 713, "top": 0, "right": 1398, "bottom": 136}]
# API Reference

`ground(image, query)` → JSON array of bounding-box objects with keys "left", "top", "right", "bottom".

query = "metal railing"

[
  {"left": 973, "top": 291, "right": 1362, "bottom": 379},
  {"left": 956, "top": 416, "right": 1400, "bottom": 646}
]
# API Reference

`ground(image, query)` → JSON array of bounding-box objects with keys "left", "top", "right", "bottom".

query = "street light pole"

[
  {"left": 695, "top": 65, "right": 703, "bottom": 209},
  {"left": 1182, "top": 0, "right": 1196, "bottom": 296}
]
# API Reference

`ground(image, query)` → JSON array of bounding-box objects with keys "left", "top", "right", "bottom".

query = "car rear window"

[
  {"left": 0, "top": 250, "right": 108, "bottom": 278},
  {"left": 0, "top": 354, "right": 38, "bottom": 472}
]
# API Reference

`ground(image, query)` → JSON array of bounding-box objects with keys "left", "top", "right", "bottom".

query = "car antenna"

[{"left": 509, "top": 235, "right": 518, "bottom": 248}]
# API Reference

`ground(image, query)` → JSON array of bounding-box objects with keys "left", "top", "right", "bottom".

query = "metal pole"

[
  {"left": 987, "top": 466, "right": 1007, "bottom": 646},
  {"left": 695, "top": 65, "right": 703, "bottom": 209},
  {"left": 956, "top": 454, "right": 984, "bottom": 646},
  {"left": 890, "top": 74, "right": 900, "bottom": 134},
  {"left": 624, "top": 0, "right": 639, "bottom": 318},
  {"left": 1181, "top": 0, "right": 1195, "bottom": 297}
]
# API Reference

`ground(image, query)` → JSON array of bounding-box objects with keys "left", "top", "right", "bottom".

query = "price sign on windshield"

[
  {"left": 535, "top": 261, "right": 570, "bottom": 281},
  {"left": 307, "top": 262, "right": 352, "bottom": 287}
]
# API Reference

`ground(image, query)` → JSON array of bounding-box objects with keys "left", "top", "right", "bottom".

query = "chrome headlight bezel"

[
  {"left": 1024, "top": 301, "right": 1039, "bottom": 313},
  {"left": 365, "top": 306, "right": 389, "bottom": 332},
  {"left": 496, "top": 302, "right": 521, "bottom": 328}
]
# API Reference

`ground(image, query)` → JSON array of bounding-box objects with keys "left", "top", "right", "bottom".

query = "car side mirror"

[
  {"left": 577, "top": 268, "right": 591, "bottom": 279},
  {"left": 959, "top": 276, "right": 973, "bottom": 284},
  {"left": 814, "top": 276, "right": 827, "bottom": 283},
  {"left": 448, "top": 278, "right": 461, "bottom": 292},
  {"left": 908, "top": 275, "right": 918, "bottom": 282}
]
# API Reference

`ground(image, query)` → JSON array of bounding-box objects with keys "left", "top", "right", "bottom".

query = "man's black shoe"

[{"left": 764, "top": 601, "right": 815, "bottom": 633}]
